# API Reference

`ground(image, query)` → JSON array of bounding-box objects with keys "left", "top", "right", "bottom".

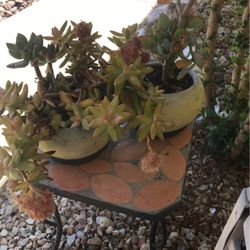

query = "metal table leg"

[
  {"left": 44, "top": 204, "right": 63, "bottom": 250},
  {"left": 150, "top": 219, "right": 168, "bottom": 250}
]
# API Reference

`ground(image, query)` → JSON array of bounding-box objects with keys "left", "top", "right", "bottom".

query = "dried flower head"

[
  {"left": 76, "top": 21, "right": 92, "bottom": 43},
  {"left": 8, "top": 182, "right": 55, "bottom": 221},
  {"left": 121, "top": 37, "right": 149, "bottom": 65},
  {"left": 140, "top": 151, "right": 163, "bottom": 174}
]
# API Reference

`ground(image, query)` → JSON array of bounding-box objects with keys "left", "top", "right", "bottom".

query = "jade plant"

[{"left": 138, "top": 2, "right": 204, "bottom": 90}]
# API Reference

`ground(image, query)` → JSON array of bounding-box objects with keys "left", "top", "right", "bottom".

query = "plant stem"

[
  {"left": 238, "top": 59, "right": 249, "bottom": 99},
  {"left": 34, "top": 65, "right": 46, "bottom": 95},
  {"left": 230, "top": 113, "right": 249, "bottom": 160},
  {"left": 230, "top": 3, "right": 249, "bottom": 92},
  {"left": 178, "top": 0, "right": 197, "bottom": 28},
  {"left": 203, "top": 0, "right": 224, "bottom": 110}
]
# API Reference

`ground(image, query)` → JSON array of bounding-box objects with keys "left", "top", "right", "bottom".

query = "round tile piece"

[
  {"left": 91, "top": 174, "right": 133, "bottom": 204},
  {"left": 111, "top": 139, "right": 147, "bottom": 162},
  {"left": 80, "top": 159, "right": 112, "bottom": 174},
  {"left": 114, "top": 162, "right": 145, "bottom": 183},
  {"left": 134, "top": 180, "right": 181, "bottom": 211},
  {"left": 48, "top": 163, "right": 89, "bottom": 192},
  {"left": 160, "top": 145, "right": 186, "bottom": 181},
  {"left": 149, "top": 139, "right": 166, "bottom": 153},
  {"left": 169, "top": 127, "right": 192, "bottom": 149}
]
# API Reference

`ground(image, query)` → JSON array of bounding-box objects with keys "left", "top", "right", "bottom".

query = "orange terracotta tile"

[
  {"left": 142, "top": 171, "right": 158, "bottom": 181},
  {"left": 169, "top": 127, "right": 192, "bottom": 149},
  {"left": 114, "top": 162, "right": 145, "bottom": 183},
  {"left": 134, "top": 180, "right": 181, "bottom": 211},
  {"left": 111, "top": 139, "right": 147, "bottom": 162},
  {"left": 160, "top": 145, "right": 186, "bottom": 181},
  {"left": 80, "top": 159, "right": 112, "bottom": 174},
  {"left": 91, "top": 174, "right": 133, "bottom": 204},
  {"left": 47, "top": 162, "right": 89, "bottom": 192},
  {"left": 149, "top": 139, "right": 166, "bottom": 153}
]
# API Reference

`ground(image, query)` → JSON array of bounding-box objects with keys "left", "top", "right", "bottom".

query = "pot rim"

[{"left": 163, "top": 66, "right": 202, "bottom": 97}]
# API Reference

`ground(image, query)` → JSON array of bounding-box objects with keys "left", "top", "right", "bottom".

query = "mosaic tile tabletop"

[{"left": 40, "top": 125, "right": 193, "bottom": 218}]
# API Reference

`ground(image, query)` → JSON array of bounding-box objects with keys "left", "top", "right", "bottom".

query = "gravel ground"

[
  {"left": 0, "top": 1, "right": 249, "bottom": 250},
  {"left": 0, "top": 0, "right": 38, "bottom": 21}
]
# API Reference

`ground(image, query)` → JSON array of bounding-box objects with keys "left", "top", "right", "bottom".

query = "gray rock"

[
  {"left": 96, "top": 226, "right": 103, "bottom": 237},
  {"left": 1, "top": 229, "right": 8, "bottom": 237},
  {"left": 138, "top": 226, "right": 146, "bottom": 236},
  {"left": 84, "top": 224, "right": 91, "bottom": 233},
  {"left": 66, "top": 234, "right": 76, "bottom": 246},
  {"left": 0, "top": 246, "right": 8, "bottom": 250},
  {"left": 105, "top": 226, "right": 113, "bottom": 234},
  {"left": 11, "top": 226, "right": 18, "bottom": 236},
  {"left": 60, "top": 198, "right": 68, "bottom": 207},
  {"left": 112, "top": 229, "right": 119, "bottom": 237},
  {"left": 87, "top": 237, "right": 101, "bottom": 246},
  {"left": 76, "top": 214, "right": 86, "bottom": 225},
  {"left": 87, "top": 217, "right": 93, "bottom": 225},
  {"left": 76, "top": 231, "right": 85, "bottom": 239},
  {"left": 42, "top": 243, "right": 53, "bottom": 250},
  {"left": 26, "top": 219, "right": 34, "bottom": 225},
  {"left": 199, "top": 185, "right": 208, "bottom": 191},
  {"left": 37, "top": 239, "right": 46, "bottom": 246},
  {"left": 186, "top": 232, "right": 195, "bottom": 241},
  {"left": 4, "top": 1, "right": 15, "bottom": 9},
  {"left": 119, "top": 228, "right": 126, "bottom": 236},
  {"left": 18, "top": 238, "right": 29, "bottom": 247},
  {"left": 140, "top": 243, "right": 150, "bottom": 250},
  {"left": 96, "top": 216, "right": 112, "bottom": 229},
  {"left": 169, "top": 231, "right": 179, "bottom": 242}
]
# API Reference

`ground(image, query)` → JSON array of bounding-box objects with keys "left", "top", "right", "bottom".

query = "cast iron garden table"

[{"left": 38, "top": 125, "right": 193, "bottom": 250}]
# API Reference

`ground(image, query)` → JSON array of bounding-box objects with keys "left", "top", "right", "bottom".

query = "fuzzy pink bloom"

[
  {"left": 8, "top": 181, "right": 55, "bottom": 221},
  {"left": 140, "top": 151, "right": 163, "bottom": 174}
]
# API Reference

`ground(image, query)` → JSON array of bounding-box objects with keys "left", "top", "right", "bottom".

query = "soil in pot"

[{"left": 146, "top": 63, "right": 193, "bottom": 93}]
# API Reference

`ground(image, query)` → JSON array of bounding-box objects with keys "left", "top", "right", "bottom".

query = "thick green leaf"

[
  {"left": 34, "top": 35, "right": 43, "bottom": 50},
  {"left": 187, "top": 16, "right": 204, "bottom": 30},
  {"left": 17, "top": 161, "right": 36, "bottom": 172},
  {"left": 16, "top": 33, "right": 28, "bottom": 50},
  {"left": 176, "top": 59, "right": 192, "bottom": 69},
  {"left": 107, "top": 125, "right": 118, "bottom": 141},
  {"left": 7, "top": 60, "right": 29, "bottom": 69},
  {"left": 59, "top": 20, "right": 68, "bottom": 34},
  {"left": 157, "top": 14, "right": 170, "bottom": 30},
  {"left": 8, "top": 48, "right": 22, "bottom": 60},
  {"left": 109, "top": 36, "right": 123, "bottom": 48},
  {"left": 177, "top": 63, "right": 195, "bottom": 80},
  {"left": 139, "top": 36, "right": 157, "bottom": 49},
  {"left": 136, "top": 124, "right": 150, "bottom": 141},
  {"left": 93, "top": 125, "right": 106, "bottom": 137},
  {"left": 110, "top": 30, "right": 123, "bottom": 37}
]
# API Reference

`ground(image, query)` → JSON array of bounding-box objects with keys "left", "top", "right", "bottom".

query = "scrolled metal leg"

[
  {"left": 149, "top": 219, "right": 168, "bottom": 249},
  {"left": 150, "top": 220, "right": 159, "bottom": 250},
  {"left": 53, "top": 205, "right": 63, "bottom": 250},
  {"left": 160, "top": 219, "right": 167, "bottom": 247},
  {"left": 44, "top": 204, "right": 63, "bottom": 250}
]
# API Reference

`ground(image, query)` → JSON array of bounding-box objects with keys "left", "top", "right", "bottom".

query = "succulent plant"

[
  {"left": 88, "top": 96, "right": 131, "bottom": 141},
  {"left": 139, "top": 4, "right": 203, "bottom": 86}
]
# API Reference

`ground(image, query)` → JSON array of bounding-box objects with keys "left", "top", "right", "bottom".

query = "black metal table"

[{"left": 38, "top": 126, "right": 192, "bottom": 249}]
